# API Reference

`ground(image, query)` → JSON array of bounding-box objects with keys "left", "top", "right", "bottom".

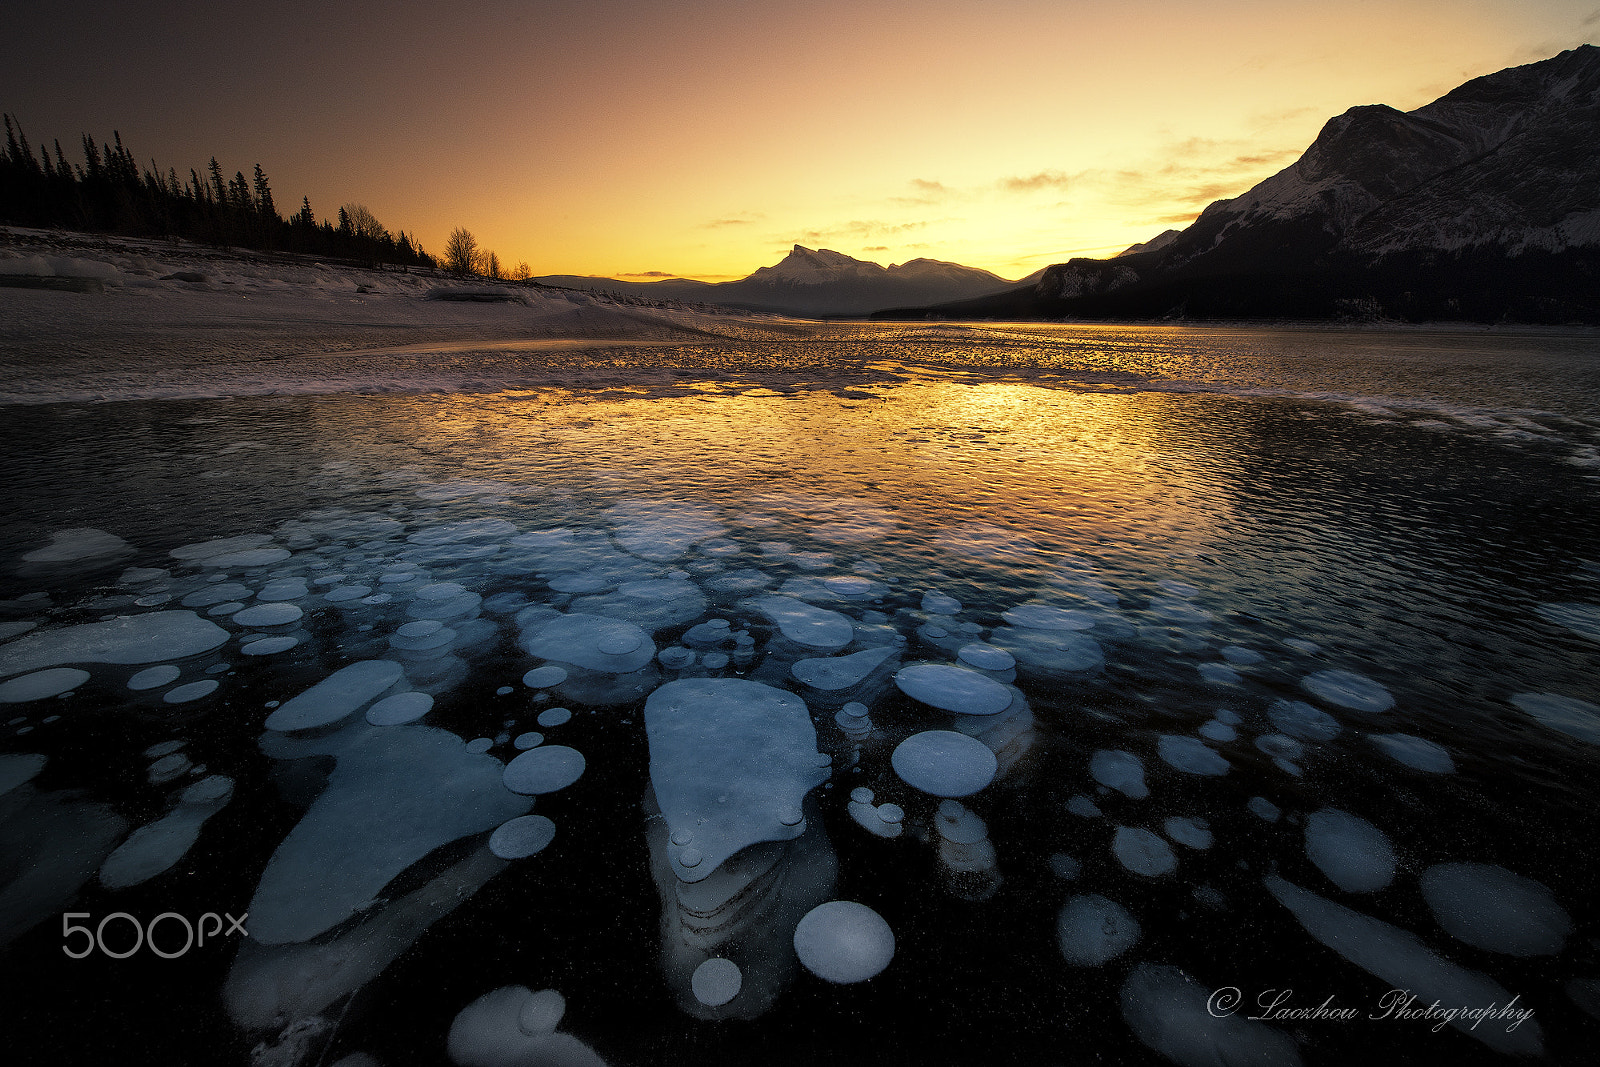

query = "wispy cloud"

[
  {"left": 910, "top": 178, "right": 947, "bottom": 193},
  {"left": 998, "top": 170, "right": 1071, "bottom": 193},
  {"left": 619, "top": 270, "right": 677, "bottom": 277},
  {"left": 794, "top": 218, "right": 935, "bottom": 245},
  {"left": 702, "top": 217, "right": 758, "bottom": 228}
]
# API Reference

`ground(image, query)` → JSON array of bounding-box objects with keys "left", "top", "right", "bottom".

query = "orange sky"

[{"left": 4, "top": 0, "right": 1597, "bottom": 279}]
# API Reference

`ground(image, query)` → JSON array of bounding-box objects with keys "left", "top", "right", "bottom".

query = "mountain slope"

[{"left": 885, "top": 45, "right": 1600, "bottom": 324}]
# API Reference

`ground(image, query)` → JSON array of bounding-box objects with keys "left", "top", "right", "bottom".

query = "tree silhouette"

[{"left": 444, "top": 226, "right": 479, "bottom": 274}]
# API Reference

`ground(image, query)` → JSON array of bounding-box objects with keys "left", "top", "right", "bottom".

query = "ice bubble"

[
  {"left": 744, "top": 595, "right": 854, "bottom": 651},
  {"left": 323, "top": 585, "right": 372, "bottom": 604},
  {"left": 1283, "top": 637, "right": 1321, "bottom": 653},
  {"left": 1301, "top": 669, "right": 1393, "bottom": 712},
  {"left": 1265, "top": 875, "right": 1542, "bottom": 1056},
  {"left": 1049, "top": 853, "right": 1081, "bottom": 879},
  {"left": 657, "top": 647, "right": 695, "bottom": 669},
  {"left": 603, "top": 499, "right": 728, "bottom": 561},
  {"left": 646, "top": 679, "right": 828, "bottom": 881},
  {"left": 99, "top": 776, "right": 234, "bottom": 889},
  {"left": 21, "top": 528, "right": 133, "bottom": 570},
  {"left": 1001, "top": 604, "right": 1096, "bottom": 630},
  {"left": 170, "top": 534, "right": 273, "bottom": 561},
  {"left": 792, "top": 645, "right": 898, "bottom": 691},
  {"left": 182, "top": 583, "right": 252, "bottom": 607},
  {"left": 446, "top": 986, "right": 601, "bottom": 1067},
  {"left": 596, "top": 632, "right": 641, "bottom": 656},
  {"left": 924, "top": 626, "right": 950, "bottom": 639},
  {"left": 703, "top": 568, "right": 773, "bottom": 595},
  {"left": 0, "top": 610, "right": 228, "bottom": 676},
  {"left": 518, "top": 988, "right": 566, "bottom": 1035},
  {"left": 0, "top": 620, "right": 39, "bottom": 641},
  {"left": 1121, "top": 963, "right": 1302, "bottom": 1067},
  {"left": 894, "top": 663, "right": 1013, "bottom": 715},
  {"left": 987, "top": 627, "right": 1104, "bottom": 672},
  {"left": 502, "top": 745, "right": 586, "bottom": 795},
  {"left": 257, "top": 579, "right": 309, "bottom": 601},
  {"left": 1510, "top": 692, "right": 1600, "bottom": 744},
  {"left": 232, "top": 603, "right": 303, "bottom": 628},
  {"left": 1197, "top": 663, "right": 1242, "bottom": 685},
  {"left": 521, "top": 664, "right": 568, "bottom": 688},
  {"left": 1164, "top": 816, "right": 1213, "bottom": 849},
  {"left": 380, "top": 572, "right": 418, "bottom": 584},
  {"left": 1067, "top": 795, "right": 1103, "bottom": 818},
  {"left": 1149, "top": 596, "right": 1212, "bottom": 623},
  {"left": 241, "top": 636, "right": 299, "bottom": 656},
  {"left": 822, "top": 575, "right": 874, "bottom": 597},
  {"left": 956, "top": 643, "right": 1015, "bottom": 671},
  {"left": 207, "top": 602, "right": 245, "bottom": 616},
  {"left": 148, "top": 753, "right": 191, "bottom": 783},
  {"left": 0, "top": 668, "right": 89, "bottom": 703},
  {"left": 793, "top": 900, "right": 894, "bottom": 983},
  {"left": 1090, "top": 750, "right": 1147, "bottom": 798},
  {"left": 495, "top": 686, "right": 512, "bottom": 696},
  {"left": 1198, "top": 720, "right": 1236, "bottom": 742},
  {"left": 1305, "top": 809, "right": 1394, "bottom": 892},
  {"left": 1255, "top": 734, "right": 1303, "bottom": 760},
  {"left": 702, "top": 652, "right": 729, "bottom": 669},
  {"left": 0, "top": 752, "right": 47, "bottom": 797},
  {"left": 1113, "top": 827, "right": 1176, "bottom": 877},
  {"left": 1157, "top": 735, "right": 1229, "bottom": 776},
  {"left": 1057, "top": 894, "right": 1140, "bottom": 966},
  {"left": 692, "top": 957, "right": 743, "bottom": 1007},
  {"left": 489, "top": 815, "right": 557, "bottom": 859},
  {"left": 850, "top": 787, "right": 874, "bottom": 804},
  {"left": 1158, "top": 579, "right": 1199, "bottom": 598},
  {"left": 523, "top": 614, "right": 655, "bottom": 672},
  {"left": 1266, "top": 699, "right": 1341, "bottom": 741},
  {"left": 1248, "top": 797, "right": 1281, "bottom": 821},
  {"left": 1215, "top": 708, "right": 1241, "bottom": 724},
  {"left": 921, "top": 591, "right": 962, "bottom": 614},
  {"left": 891, "top": 730, "right": 998, "bottom": 797},
  {"left": 265, "top": 660, "right": 405, "bottom": 732},
  {"left": 849, "top": 798, "right": 901, "bottom": 838},
  {"left": 366, "top": 691, "right": 433, "bottom": 726},
  {"left": 1368, "top": 733, "right": 1454, "bottom": 772},
  {"left": 1534, "top": 601, "right": 1600, "bottom": 642},
  {"left": 513, "top": 732, "right": 544, "bottom": 750},
  {"left": 463, "top": 738, "right": 492, "bottom": 754},
  {"left": 1219, "top": 645, "right": 1264, "bottom": 666},
  {"left": 163, "top": 679, "right": 218, "bottom": 703},
  {"left": 408, "top": 518, "right": 515, "bottom": 544},
  {"left": 537, "top": 707, "right": 572, "bottom": 727},
  {"left": 1420, "top": 863, "right": 1571, "bottom": 956},
  {"left": 210, "top": 547, "right": 292, "bottom": 568}
]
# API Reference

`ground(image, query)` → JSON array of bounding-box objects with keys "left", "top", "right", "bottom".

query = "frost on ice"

[{"left": 645, "top": 679, "right": 828, "bottom": 882}]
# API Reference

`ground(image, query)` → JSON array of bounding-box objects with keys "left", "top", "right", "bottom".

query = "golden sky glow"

[{"left": 5, "top": 0, "right": 1598, "bottom": 279}]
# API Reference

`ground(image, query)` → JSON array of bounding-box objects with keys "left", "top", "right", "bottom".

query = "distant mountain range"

[
  {"left": 539, "top": 245, "right": 1028, "bottom": 316},
  {"left": 879, "top": 45, "right": 1600, "bottom": 324}
]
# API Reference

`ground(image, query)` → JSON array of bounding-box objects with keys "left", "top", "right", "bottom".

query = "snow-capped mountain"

[
  {"left": 893, "top": 45, "right": 1600, "bottom": 323},
  {"left": 539, "top": 246, "right": 1018, "bottom": 316}
]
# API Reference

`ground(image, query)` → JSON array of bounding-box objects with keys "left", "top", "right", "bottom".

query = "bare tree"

[
  {"left": 485, "top": 251, "right": 502, "bottom": 279},
  {"left": 444, "top": 226, "right": 478, "bottom": 274},
  {"left": 511, "top": 261, "right": 532, "bottom": 281},
  {"left": 342, "top": 203, "right": 387, "bottom": 242}
]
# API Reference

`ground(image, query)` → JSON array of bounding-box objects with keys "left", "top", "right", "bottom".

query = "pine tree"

[{"left": 252, "top": 164, "right": 276, "bottom": 220}]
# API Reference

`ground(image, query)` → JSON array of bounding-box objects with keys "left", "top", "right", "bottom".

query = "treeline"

[{"left": 1, "top": 114, "right": 434, "bottom": 268}]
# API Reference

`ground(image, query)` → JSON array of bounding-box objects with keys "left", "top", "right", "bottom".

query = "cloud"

[
  {"left": 794, "top": 218, "right": 934, "bottom": 244},
  {"left": 619, "top": 270, "right": 676, "bottom": 277},
  {"left": 863, "top": 245, "right": 889, "bottom": 252},
  {"left": 703, "top": 217, "right": 757, "bottom": 228},
  {"left": 999, "top": 170, "right": 1071, "bottom": 193},
  {"left": 910, "top": 178, "right": 947, "bottom": 193}
]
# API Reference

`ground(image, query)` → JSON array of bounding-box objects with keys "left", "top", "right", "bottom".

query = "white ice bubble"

[
  {"left": 1267, "top": 699, "right": 1341, "bottom": 741},
  {"left": 323, "top": 585, "right": 372, "bottom": 603},
  {"left": 744, "top": 594, "right": 854, "bottom": 651},
  {"left": 523, "top": 614, "right": 655, "bottom": 672},
  {"left": 1113, "top": 827, "right": 1176, "bottom": 877},
  {"left": 1510, "top": 692, "right": 1600, "bottom": 744},
  {"left": 1121, "top": 963, "right": 1302, "bottom": 1067},
  {"left": 518, "top": 988, "right": 565, "bottom": 1036},
  {"left": 366, "top": 691, "right": 433, "bottom": 726},
  {"left": 537, "top": 707, "right": 572, "bottom": 727},
  {"left": 1369, "top": 733, "right": 1454, "bottom": 773},
  {"left": 0, "top": 667, "right": 89, "bottom": 703},
  {"left": 1049, "top": 853, "right": 1081, "bottom": 879},
  {"left": 891, "top": 730, "right": 998, "bottom": 797},
  {"left": 232, "top": 602, "right": 303, "bottom": 628},
  {"left": 792, "top": 646, "right": 898, "bottom": 691},
  {"left": 502, "top": 745, "right": 586, "bottom": 795},
  {"left": 182, "top": 583, "right": 252, "bottom": 608},
  {"left": 1420, "top": 863, "right": 1571, "bottom": 956},
  {"left": 1164, "top": 816, "right": 1213, "bottom": 849},
  {"left": 894, "top": 663, "right": 1013, "bottom": 715},
  {"left": 1534, "top": 601, "right": 1600, "bottom": 642},
  {"left": 513, "top": 732, "right": 544, "bottom": 750},
  {"left": 1001, "top": 604, "right": 1097, "bottom": 630},
  {"left": 1197, "top": 662, "right": 1242, "bottom": 685},
  {"left": 489, "top": 815, "right": 557, "bottom": 860},
  {"left": 22, "top": 527, "right": 133, "bottom": 569},
  {"left": 241, "top": 635, "right": 299, "bottom": 656},
  {"left": 691, "top": 957, "right": 743, "bottom": 1007},
  {"left": 1248, "top": 796, "right": 1281, "bottom": 821},
  {"left": 987, "top": 627, "right": 1104, "bottom": 672},
  {"left": 1090, "top": 750, "right": 1147, "bottom": 798},
  {"left": 956, "top": 643, "right": 1015, "bottom": 671},
  {"left": 1198, "top": 720, "right": 1236, "bottom": 742},
  {"left": 1302, "top": 669, "right": 1393, "bottom": 712},
  {"left": 0, "top": 752, "right": 47, "bottom": 797},
  {"left": 1157, "top": 735, "right": 1230, "bottom": 776},
  {"left": 521, "top": 664, "right": 569, "bottom": 688},
  {"left": 1305, "top": 809, "right": 1395, "bottom": 893},
  {"left": 1057, "top": 894, "right": 1140, "bottom": 966},
  {"left": 163, "top": 679, "right": 218, "bottom": 704},
  {"left": 921, "top": 591, "right": 962, "bottom": 614},
  {"left": 1219, "top": 646, "right": 1264, "bottom": 666},
  {"left": 657, "top": 647, "right": 695, "bottom": 669},
  {"left": 99, "top": 776, "right": 234, "bottom": 889},
  {"left": 1067, "top": 795, "right": 1103, "bottom": 818},
  {"left": 265, "top": 660, "right": 405, "bottom": 732},
  {"left": 793, "top": 900, "right": 895, "bottom": 984},
  {"left": 0, "top": 610, "right": 228, "bottom": 676},
  {"left": 1283, "top": 637, "right": 1321, "bottom": 654}
]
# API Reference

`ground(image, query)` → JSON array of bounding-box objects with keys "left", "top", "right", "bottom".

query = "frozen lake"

[{"left": 2, "top": 308, "right": 1600, "bottom": 1065}]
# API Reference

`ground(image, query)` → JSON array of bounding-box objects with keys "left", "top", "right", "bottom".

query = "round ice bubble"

[
  {"left": 891, "top": 730, "right": 998, "bottom": 797},
  {"left": 1057, "top": 894, "right": 1140, "bottom": 966},
  {"left": 489, "top": 815, "right": 557, "bottom": 859},
  {"left": 1301, "top": 669, "right": 1394, "bottom": 712},
  {"left": 522, "top": 665, "right": 568, "bottom": 688},
  {"left": 0, "top": 668, "right": 89, "bottom": 703},
  {"left": 366, "top": 691, "right": 433, "bottom": 726},
  {"left": 537, "top": 707, "right": 572, "bottom": 727},
  {"left": 894, "top": 663, "right": 1013, "bottom": 715},
  {"left": 503, "top": 745, "right": 586, "bottom": 795},
  {"left": 692, "top": 957, "right": 743, "bottom": 1007},
  {"left": 793, "top": 900, "right": 895, "bottom": 984}
]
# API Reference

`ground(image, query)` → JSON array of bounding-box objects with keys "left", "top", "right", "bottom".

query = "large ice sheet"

[
  {"left": 645, "top": 679, "right": 828, "bottom": 883},
  {"left": 0, "top": 610, "right": 228, "bottom": 676}
]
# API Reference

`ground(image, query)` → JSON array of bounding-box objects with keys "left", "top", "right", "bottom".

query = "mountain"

[
  {"left": 881, "top": 45, "right": 1600, "bottom": 324},
  {"left": 539, "top": 246, "right": 1019, "bottom": 316}
]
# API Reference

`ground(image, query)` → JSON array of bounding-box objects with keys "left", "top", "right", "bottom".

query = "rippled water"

[{"left": 1, "top": 323, "right": 1598, "bottom": 1066}]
